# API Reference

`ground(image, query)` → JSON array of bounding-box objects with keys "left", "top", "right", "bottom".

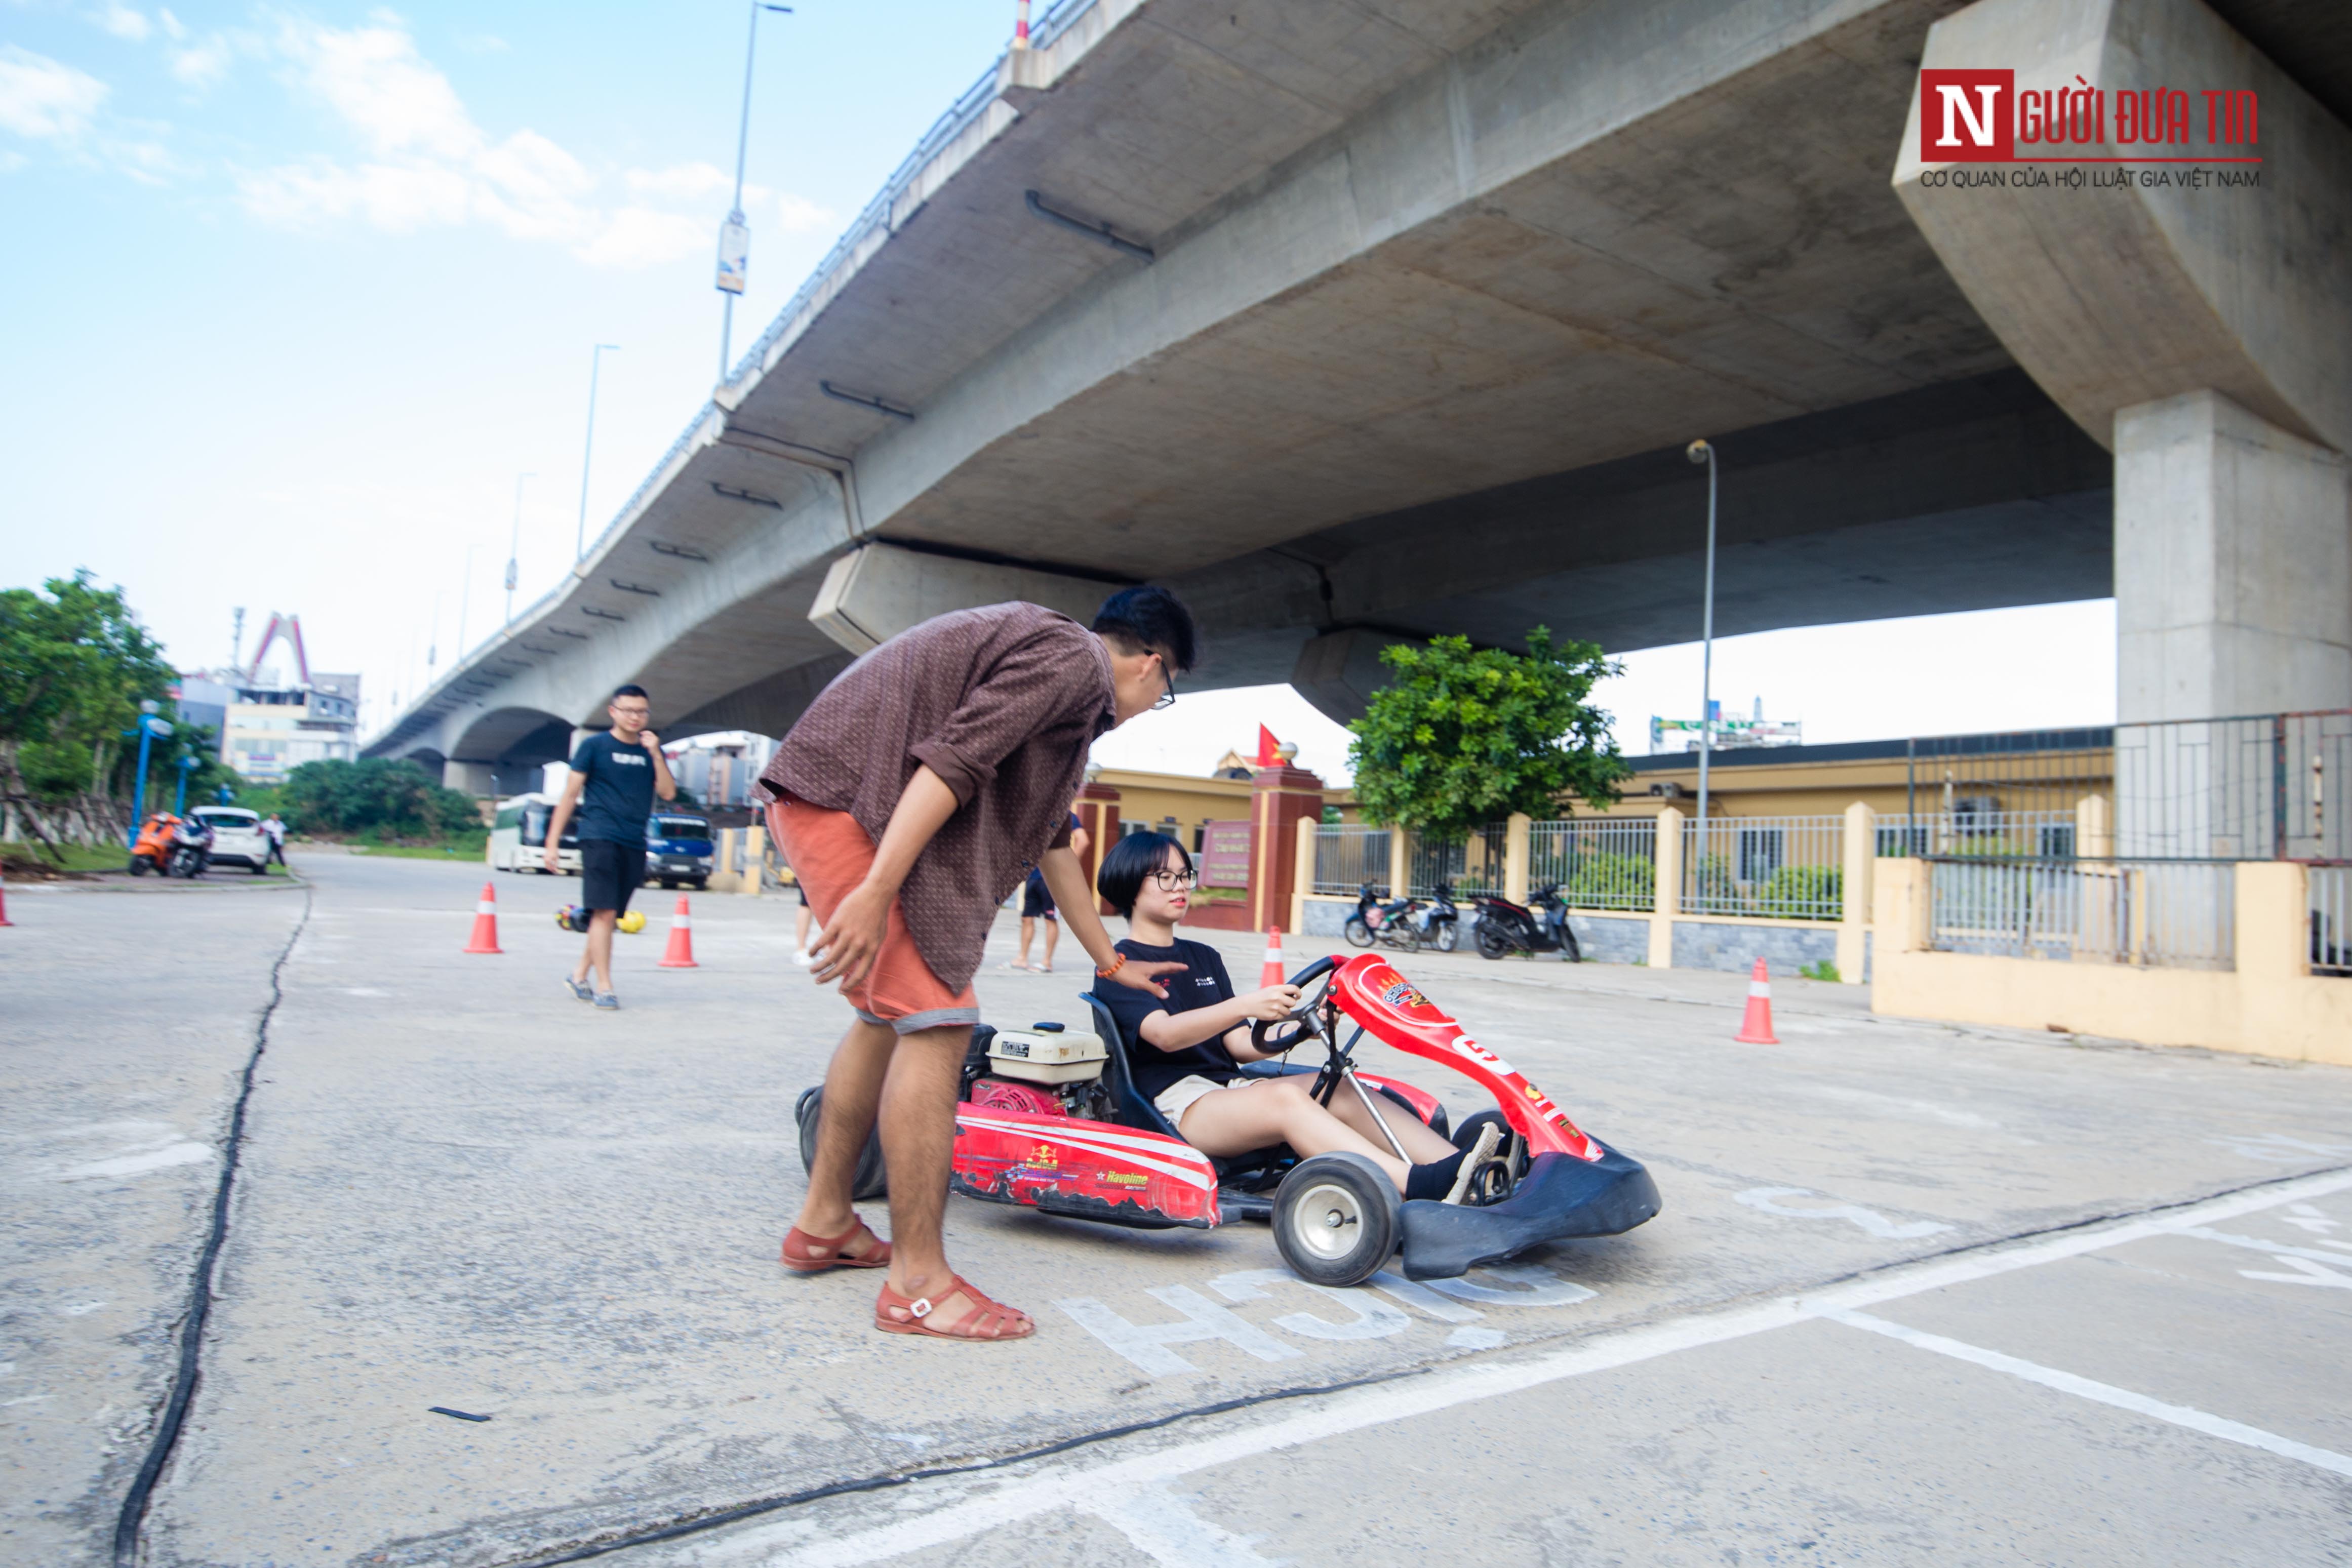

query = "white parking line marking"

[
  {"left": 2235, "top": 1255, "right": 2352, "bottom": 1289},
  {"left": 699, "top": 1169, "right": 2352, "bottom": 1568},
  {"left": 2177, "top": 1225, "right": 2352, "bottom": 1270},
  {"left": 1736, "top": 1186, "right": 1954, "bottom": 1239},
  {"left": 1075, "top": 1482, "right": 1283, "bottom": 1567},
  {"left": 1825, "top": 1308, "right": 2352, "bottom": 1478}
]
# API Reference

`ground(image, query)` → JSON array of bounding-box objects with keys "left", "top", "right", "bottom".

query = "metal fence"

[
  {"left": 2113, "top": 709, "right": 2352, "bottom": 862},
  {"left": 1928, "top": 857, "right": 2237, "bottom": 971},
  {"left": 1906, "top": 727, "right": 2112, "bottom": 824},
  {"left": 1410, "top": 824, "right": 1507, "bottom": 898},
  {"left": 2315, "top": 866, "right": 2351, "bottom": 977},
  {"left": 1684, "top": 815, "right": 1844, "bottom": 920},
  {"left": 1529, "top": 818, "right": 1657, "bottom": 911},
  {"left": 1876, "top": 810, "right": 2080, "bottom": 859},
  {"left": 1311, "top": 826, "right": 1390, "bottom": 896}
]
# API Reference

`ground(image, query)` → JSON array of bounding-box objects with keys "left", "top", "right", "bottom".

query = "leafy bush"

[
  {"left": 1753, "top": 865, "right": 1842, "bottom": 918},
  {"left": 1559, "top": 850, "right": 1654, "bottom": 910},
  {"left": 280, "top": 758, "right": 484, "bottom": 842},
  {"left": 16, "top": 738, "right": 94, "bottom": 802},
  {"left": 1798, "top": 959, "right": 1842, "bottom": 983}
]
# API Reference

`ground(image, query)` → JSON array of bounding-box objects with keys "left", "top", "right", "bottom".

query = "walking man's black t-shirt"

[
  {"left": 568, "top": 732, "right": 657, "bottom": 846},
  {"left": 1091, "top": 937, "right": 1238, "bottom": 1103}
]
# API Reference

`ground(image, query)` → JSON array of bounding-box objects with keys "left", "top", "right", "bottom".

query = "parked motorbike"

[
  {"left": 127, "top": 813, "right": 180, "bottom": 876},
  {"left": 165, "top": 815, "right": 214, "bottom": 878},
  {"left": 1343, "top": 881, "right": 1458, "bottom": 952},
  {"left": 1472, "top": 881, "right": 1581, "bottom": 962}
]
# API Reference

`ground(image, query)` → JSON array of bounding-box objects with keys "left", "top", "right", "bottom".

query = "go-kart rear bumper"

[{"left": 1396, "top": 1142, "right": 1659, "bottom": 1281}]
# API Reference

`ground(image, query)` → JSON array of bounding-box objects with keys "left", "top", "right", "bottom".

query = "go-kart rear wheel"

[
  {"left": 795, "top": 1086, "right": 888, "bottom": 1201},
  {"left": 1273, "top": 1153, "right": 1399, "bottom": 1288},
  {"left": 1342, "top": 917, "right": 1374, "bottom": 949}
]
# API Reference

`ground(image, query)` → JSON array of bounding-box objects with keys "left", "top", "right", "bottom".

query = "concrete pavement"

[{"left": 6, "top": 852, "right": 2350, "bottom": 1566}]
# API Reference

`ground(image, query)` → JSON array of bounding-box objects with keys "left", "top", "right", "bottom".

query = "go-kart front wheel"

[{"left": 1273, "top": 1153, "right": 1400, "bottom": 1288}]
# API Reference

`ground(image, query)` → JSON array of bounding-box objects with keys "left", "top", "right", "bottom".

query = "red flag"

[{"left": 1256, "top": 725, "right": 1280, "bottom": 767}]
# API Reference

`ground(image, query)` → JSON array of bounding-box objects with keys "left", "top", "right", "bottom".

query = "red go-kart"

[{"left": 796, "top": 952, "right": 1659, "bottom": 1288}]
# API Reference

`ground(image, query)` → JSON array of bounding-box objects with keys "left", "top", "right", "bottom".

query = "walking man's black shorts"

[
  {"left": 1021, "top": 877, "right": 1056, "bottom": 920},
  {"left": 580, "top": 839, "right": 646, "bottom": 914}
]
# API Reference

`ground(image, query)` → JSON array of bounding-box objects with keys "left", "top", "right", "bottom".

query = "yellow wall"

[
  {"left": 1087, "top": 767, "right": 1360, "bottom": 843},
  {"left": 1871, "top": 859, "right": 2352, "bottom": 1067},
  {"left": 1603, "top": 751, "right": 2111, "bottom": 821}
]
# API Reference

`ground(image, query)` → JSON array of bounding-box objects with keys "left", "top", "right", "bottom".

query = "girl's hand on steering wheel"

[{"left": 1238, "top": 984, "right": 1303, "bottom": 1022}]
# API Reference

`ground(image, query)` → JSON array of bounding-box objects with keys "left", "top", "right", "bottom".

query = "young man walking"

[
  {"left": 260, "top": 812, "right": 288, "bottom": 869},
  {"left": 767, "top": 589, "right": 1193, "bottom": 1342},
  {"left": 546, "top": 684, "right": 676, "bottom": 1009}
]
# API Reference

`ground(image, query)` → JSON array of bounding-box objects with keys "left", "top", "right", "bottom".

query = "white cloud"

[
  {"left": 0, "top": 47, "right": 109, "bottom": 140},
  {"left": 237, "top": 157, "right": 470, "bottom": 232},
  {"left": 157, "top": 9, "right": 186, "bottom": 42},
  {"left": 625, "top": 160, "right": 733, "bottom": 201},
  {"left": 0, "top": 149, "right": 27, "bottom": 173},
  {"left": 97, "top": 4, "right": 151, "bottom": 43},
  {"left": 575, "top": 205, "right": 707, "bottom": 269},
  {"left": 169, "top": 36, "right": 235, "bottom": 88},
  {"left": 276, "top": 17, "right": 477, "bottom": 160},
  {"left": 775, "top": 190, "right": 834, "bottom": 233}
]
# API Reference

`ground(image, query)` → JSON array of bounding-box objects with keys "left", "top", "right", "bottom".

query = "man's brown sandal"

[
  {"left": 874, "top": 1276, "right": 1034, "bottom": 1340},
  {"left": 780, "top": 1217, "right": 892, "bottom": 1274}
]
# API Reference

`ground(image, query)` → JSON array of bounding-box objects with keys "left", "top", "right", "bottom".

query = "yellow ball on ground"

[{"left": 617, "top": 909, "right": 647, "bottom": 934}]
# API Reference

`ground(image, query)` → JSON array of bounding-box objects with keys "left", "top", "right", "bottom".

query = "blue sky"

[{"left": 1, "top": 1, "right": 2116, "bottom": 780}]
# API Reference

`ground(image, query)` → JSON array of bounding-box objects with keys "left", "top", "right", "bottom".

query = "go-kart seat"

[{"left": 1082, "top": 992, "right": 1299, "bottom": 1191}]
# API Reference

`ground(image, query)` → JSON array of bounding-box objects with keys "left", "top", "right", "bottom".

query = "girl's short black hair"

[{"left": 1097, "top": 830, "right": 1193, "bottom": 919}]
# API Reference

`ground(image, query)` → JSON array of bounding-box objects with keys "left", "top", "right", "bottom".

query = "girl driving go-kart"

[{"left": 1090, "top": 832, "right": 1502, "bottom": 1204}]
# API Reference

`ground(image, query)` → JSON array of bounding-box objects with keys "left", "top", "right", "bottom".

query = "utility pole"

[
  {"left": 576, "top": 344, "right": 620, "bottom": 560},
  {"left": 1686, "top": 438, "right": 1719, "bottom": 865},
  {"left": 505, "top": 473, "right": 536, "bottom": 626},
  {"left": 715, "top": 4, "right": 793, "bottom": 381},
  {"left": 230, "top": 607, "right": 245, "bottom": 674}
]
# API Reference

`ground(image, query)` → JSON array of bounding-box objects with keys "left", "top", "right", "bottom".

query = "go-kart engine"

[{"left": 973, "top": 1024, "right": 1113, "bottom": 1121}]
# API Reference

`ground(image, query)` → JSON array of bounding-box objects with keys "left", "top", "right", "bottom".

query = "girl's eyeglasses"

[{"left": 1151, "top": 868, "right": 1200, "bottom": 891}]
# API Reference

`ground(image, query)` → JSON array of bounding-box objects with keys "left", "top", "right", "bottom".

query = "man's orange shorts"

[{"left": 766, "top": 796, "right": 980, "bottom": 1035}]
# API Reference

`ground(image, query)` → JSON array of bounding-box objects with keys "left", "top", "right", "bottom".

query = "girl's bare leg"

[
  {"left": 1175, "top": 1077, "right": 1411, "bottom": 1191},
  {"left": 1327, "top": 1081, "right": 1457, "bottom": 1163}
]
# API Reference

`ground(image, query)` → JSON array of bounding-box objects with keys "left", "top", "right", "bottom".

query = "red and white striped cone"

[
  {"left": 1259, "top": 926, "right": 1286, "bottom": 989},
  {"left": 658, "top": 894, "right": 699, "bottom": 969},
  {"left": 1734, "top": 957, "right": 1780, "bottom": 1043},
  {"left": 462, "top": 881, "right": 503, "bottom": 954},
  {"left": 0, "top": 869, "right": 14, "bottom": 927}
]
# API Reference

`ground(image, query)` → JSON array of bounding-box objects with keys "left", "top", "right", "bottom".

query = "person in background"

[
  {"left": 546, "top": 684, "right": 676, "bottom": 1009},
  {"left": 791, "top": 869, "right": 816, "bottom": 968},
  {"left": 1010, "top": 813, "right": 1090, "bottom": 973},
  {"left": 261, "top": 812, "right": 288, "bottom": 869}
]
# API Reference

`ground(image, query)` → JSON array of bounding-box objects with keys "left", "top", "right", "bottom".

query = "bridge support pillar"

[
  {"left": 1894, "top": 0, "right": 2352, "bottom": 734},
  {"left": 443, "top": 759, "right": 498, "bottom": 797}
]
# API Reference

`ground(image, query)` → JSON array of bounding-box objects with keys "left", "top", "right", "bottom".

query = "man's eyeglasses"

[
  {"left": 1150, "top": 868, "right": 1199, "bottom": 891},
  {"left": 1151, "top": 655, "right": 1177, "bottom": 711}
]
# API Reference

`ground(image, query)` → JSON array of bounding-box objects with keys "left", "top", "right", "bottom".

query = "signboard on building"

[
  {"left": 1651, "top": 716, "right": 1804, "bottom": 753},
  {"left": 1200, "top": 820, "right": 1254, "bottom": 889}
]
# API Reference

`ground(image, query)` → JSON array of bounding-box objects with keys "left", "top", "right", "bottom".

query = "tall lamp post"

[
  {"left": 1685, "top": 439, "right": 1719, "bottom": 863},
  {"left": 576, "top": 344, "right": 621, "bottom": 560},
  {"left": 715, "top": 4, "right": 793, "bottom": 382},
  {"left": 124, "top": 702, "right": 173, "bottom": 847},
  {"left": 505, "top": 473, "right": 537, "bottom": 626}
]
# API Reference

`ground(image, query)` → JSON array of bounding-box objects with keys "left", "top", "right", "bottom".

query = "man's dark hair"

[
  {"left": 1096, "top": 829, "right": 1193, "bottom": 919},
  {"left": 611, "top": 684, "right": 649, "bottom": 701},
  {"left": 1093, "top": 586, "right": 1197, "bottom": 673}
]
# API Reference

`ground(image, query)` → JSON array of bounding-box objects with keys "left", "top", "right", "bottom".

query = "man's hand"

[
  {"left": 1104, "top": 959, "right": 1188, "bottom": 998},
  {"left": 541, "top": 846, "right": 560, "bottom": 874},
  {"left": 639, "top": 730, "right": 662, "bottom": 753},
  {"left": 1237, "top": 983, "right": 1304, "bottom": 1022},
  {"left": 810, "top": 878, "right": 893, "bottom": 990}
]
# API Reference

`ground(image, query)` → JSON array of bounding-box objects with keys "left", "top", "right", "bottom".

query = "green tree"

[
  {"left": 1347, "top": 628, "right": 1629, "bottom": 843},
  {"left": 1, "top": 571, "right": 176, "bottom": 797}
]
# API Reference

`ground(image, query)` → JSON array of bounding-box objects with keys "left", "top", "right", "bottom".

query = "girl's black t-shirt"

[{"left": 1091, "top": 937, "right": 1238, "bottom": 1103}]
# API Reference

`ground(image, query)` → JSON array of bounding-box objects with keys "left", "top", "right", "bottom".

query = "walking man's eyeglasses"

[
  {"left": 1151, "top": 868, "right": 1199, "bottom": 890},
  {"left": 1151, "top": 653, "right": 1177, "bottom": 711}
]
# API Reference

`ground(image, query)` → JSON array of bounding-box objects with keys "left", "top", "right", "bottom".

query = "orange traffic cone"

[
  {"left": 1734, "top": 957, "right": 1779, "bottom": 1043},
  {"left": 1260, "top": 926, "right": 1286, "bottom": 988},
  {"left": 0, "top": 870, "right": 14, "bottom": 927},
  {"left": 658, "top": 894, "right": 699, "bottom": 969},
  {"left": 462, "top": 881, "right": 503, "bottom": 954}
]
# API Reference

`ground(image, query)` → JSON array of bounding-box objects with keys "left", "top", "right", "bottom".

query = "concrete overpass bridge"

[{"left": 368, "top": 0, "right": 2351, "bottom": 795}]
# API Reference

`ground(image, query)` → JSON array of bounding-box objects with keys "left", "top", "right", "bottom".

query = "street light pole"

[
  {"left": 505, "top": 473, "right": 536, "bottom": 626},
  {"left": 124, "top": 703, "right": 170, "bottom": 847},
  {"left": 716, "top": 4, "right": 792, "bottom": 382},
  {"left": 576, "top": 344, "right": 620, "bottom": 560},
  {"left": 1686, "top": 439, "right": 1719, "bottom": 851}
]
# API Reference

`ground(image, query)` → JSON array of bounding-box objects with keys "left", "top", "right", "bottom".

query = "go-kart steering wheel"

[{"left": 1249, "top": 954, "right": 1341, "bottom": 1052}]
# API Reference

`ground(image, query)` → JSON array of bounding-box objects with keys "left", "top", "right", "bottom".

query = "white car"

[{"left": 193, "top": 807, "right": 274, "bottom": 873}]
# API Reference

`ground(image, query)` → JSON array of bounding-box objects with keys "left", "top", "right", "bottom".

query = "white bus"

[{"left": 487, "top": 793, "right": 581, "bottom": 874}]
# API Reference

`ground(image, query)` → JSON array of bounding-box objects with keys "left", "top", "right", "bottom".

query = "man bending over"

[
  {"left": 764, "top": 589, "right": 1193, "bottom": 1342},
  {"left": 547, "top": 684, "right": 676, "bottom": 1009}
]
